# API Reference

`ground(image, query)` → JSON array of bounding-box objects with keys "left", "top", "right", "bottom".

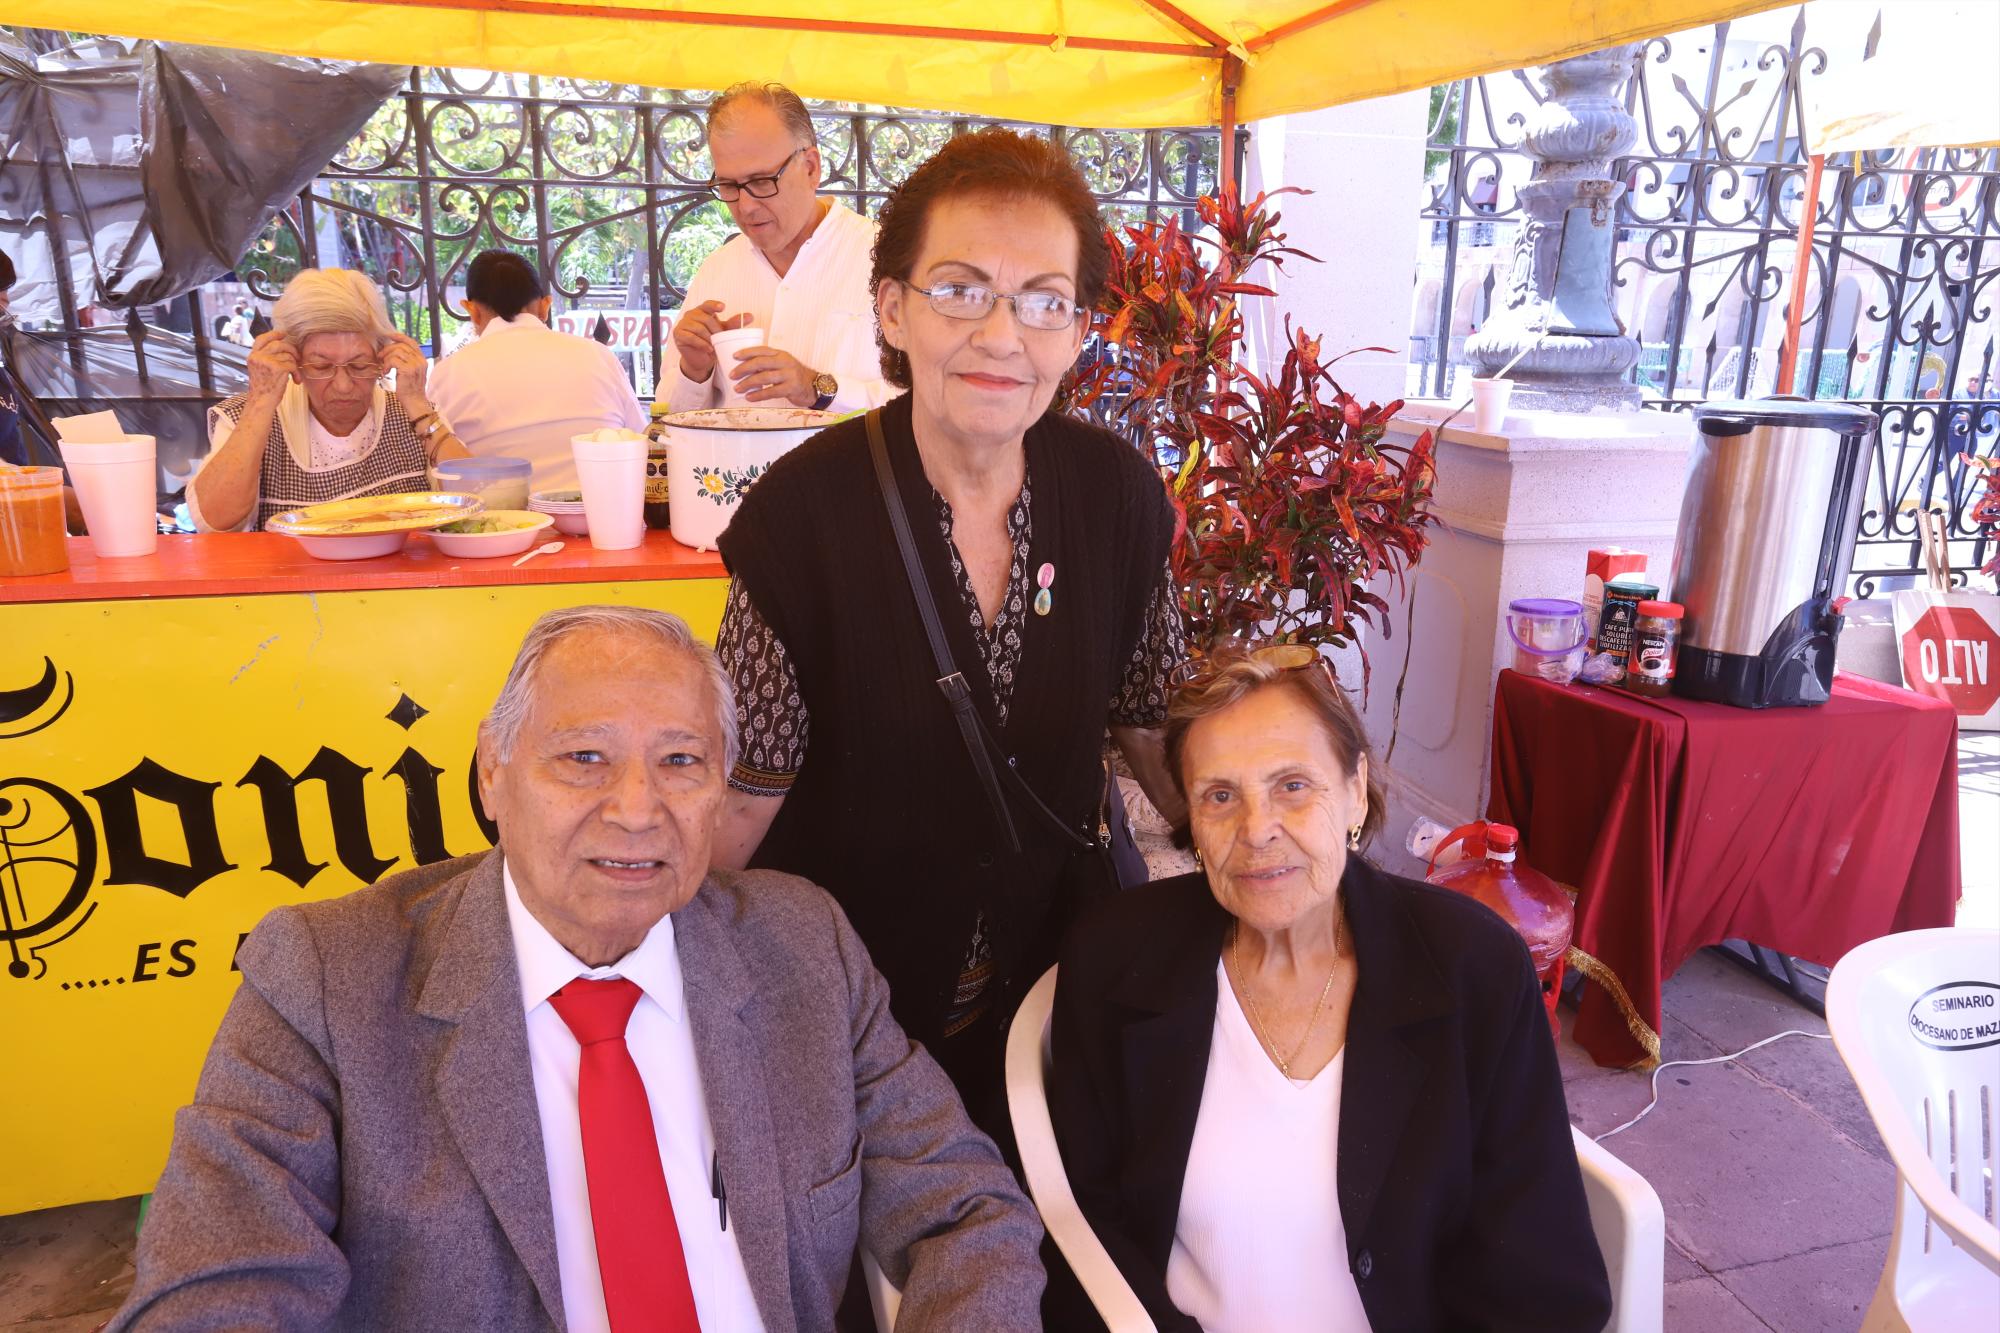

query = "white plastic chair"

[
  {"left": 1572, "top": 1125, "right": 1666, "bottom": 1333},
  {"left": 1006, "top": 965, "right": 1665, "bottom": 1333},
  {"left": 1827, "top": 928, "right": 2000, "bottom": 1332}
]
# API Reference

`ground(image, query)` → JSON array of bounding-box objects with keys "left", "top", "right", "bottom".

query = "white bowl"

[
  {"left": 427, "top": 511, "right": 554, "bottom": 558},
  {"left": 547, "top": 510, "right": 590, "bottom": 536},
  {"left": 663, "top": 406, "right": 841, "bottom": 549},
  {"left": 289, "top": 531, "right": 412, "bottom": 560}
]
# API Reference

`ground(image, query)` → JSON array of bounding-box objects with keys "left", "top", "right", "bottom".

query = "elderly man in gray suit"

[{"left": 109, "top": 605, "right": 1044, "bottom": 1332}]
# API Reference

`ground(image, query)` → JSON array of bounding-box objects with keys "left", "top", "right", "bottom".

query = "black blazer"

[{"left": 1047, "top": 859, "right": 1611, "bottom": 1332}]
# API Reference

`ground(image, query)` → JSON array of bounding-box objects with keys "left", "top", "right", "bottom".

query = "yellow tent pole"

[{"left": 1778, "top": 152, "right": 1826, "bottom": 395}]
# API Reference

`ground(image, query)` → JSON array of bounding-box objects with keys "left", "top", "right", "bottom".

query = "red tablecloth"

[{"left": 1487, "top": 670, "right": 1961, "bottom": 1068}]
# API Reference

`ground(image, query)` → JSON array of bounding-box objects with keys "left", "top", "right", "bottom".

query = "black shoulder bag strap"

[{"left": 866, "top": 409, "right": 1025, "bottom": 854}]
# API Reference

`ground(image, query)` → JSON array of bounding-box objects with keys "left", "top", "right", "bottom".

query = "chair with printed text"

[
  {"left": 1827, "top": 928, "right": 2000, "bottom": 1332},
  {"left": 1004, "top": 965, "right": 1667, "bottom": 1333}
]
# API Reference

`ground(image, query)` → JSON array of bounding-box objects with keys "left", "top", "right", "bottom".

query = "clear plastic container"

[
  {"left": 1426, "top": 822, "right": 1573, "bottom": 975},
  {"left": 432, "top": 456, "right": 532, "bottom": 512},
  {"left": 0, "top": 465, "right": 70, "bottom": 576}
]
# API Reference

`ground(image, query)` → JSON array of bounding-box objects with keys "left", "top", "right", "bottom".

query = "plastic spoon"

[{"left": 511, "top": 540, "right": 566, "bottom": 568}]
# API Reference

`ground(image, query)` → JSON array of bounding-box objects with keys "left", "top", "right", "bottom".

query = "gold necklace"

[{"left": 1230, "top": 908, "right": 1346, "bottom": 1080}]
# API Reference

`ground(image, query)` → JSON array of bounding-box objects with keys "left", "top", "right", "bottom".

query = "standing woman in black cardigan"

[
  {"left": 1049, "top": 647, "right": 1610, "bottom": 1331},
  {"left": 712, "top": 129, "right": 1187, "bottom": 1138}
]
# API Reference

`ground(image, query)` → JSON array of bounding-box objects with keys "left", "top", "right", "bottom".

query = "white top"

[
  {"left": 427, "top": 312, "right": 647, "bottom": 490},
  {"left": 502, "top": 864, "right": 765, "bottom": 1333},
  {"left": 1166, "top": 959, "right": 1373, "bottom": 1333},
  {"left": 655, "top": 201, "right": 899, "bottom": 415},
  {"left": 189, "top": 390, "right": 385, "bottom": 532}
]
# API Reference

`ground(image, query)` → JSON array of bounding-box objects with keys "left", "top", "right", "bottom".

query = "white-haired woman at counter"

[{"left": 187, "top": 269, "right": 469, "bottom": 532}]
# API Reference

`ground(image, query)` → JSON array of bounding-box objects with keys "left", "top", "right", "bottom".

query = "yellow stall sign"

[{"left": 0, "top": 578, "right": 726, "bottom": 1213}]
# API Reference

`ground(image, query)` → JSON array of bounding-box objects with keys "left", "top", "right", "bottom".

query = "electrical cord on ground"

[{"left": 1593, "top": 1029, "right": 1834, "bottom": 1142}]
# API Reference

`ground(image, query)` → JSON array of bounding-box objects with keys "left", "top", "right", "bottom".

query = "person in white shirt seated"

[
  {"left": 1049, "top": 645, "right": 1611, "bottom": 1332},
  {"left": 657, "top": 82, "right": 900, "bottom": 416},
  {"left": 427, "top": 250, "right": 647, "bottom": 490},
  {"left": 187, "top": 268, "right": 469, "bottom": 532},
  {"left": 108, "top": 605, "right": 1046, "bottom": 1332}
]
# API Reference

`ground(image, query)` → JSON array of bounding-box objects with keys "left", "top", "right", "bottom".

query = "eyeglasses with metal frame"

[{"left": 899, "top": 280, "right": 1083, "bottom": 332}]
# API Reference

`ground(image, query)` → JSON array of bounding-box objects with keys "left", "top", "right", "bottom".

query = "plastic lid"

[
  {"left": 1485, "top": 823, "right": 1519, "bottom": 852},
  {"left": 1693, "top": 398, "right": 1880, "bottom": 435},
  {"left": 1637, "top": 600, "right": 1684, "bottom": 618},
  {"left": 433, "top": 456, "right": 531, "bottom": 477},
  {"left": 1509, "top": 597, "right": 1583, "bottom": 616}
]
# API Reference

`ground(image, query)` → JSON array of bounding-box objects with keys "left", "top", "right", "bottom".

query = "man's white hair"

[
  {"left": 273, "top": 269, "right": 398, "bottom": 347},
  {"left": 481, "top": 605, "right": 740, "bottom": 773}
]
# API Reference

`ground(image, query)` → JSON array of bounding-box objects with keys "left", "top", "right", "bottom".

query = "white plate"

[
  {"left": 426, "top": 511, "right": 554, "bottom": 558},
  {"left": 290, "top": 531, "right": 412, "bottom": 560}
]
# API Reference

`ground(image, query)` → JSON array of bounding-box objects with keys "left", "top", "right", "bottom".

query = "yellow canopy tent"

[
  {"left": 20, "top": 0, "right": 1789, "bottom": 181},
  {"left": 1777, "top": 6, "right": 2000, "bottom": 391}
]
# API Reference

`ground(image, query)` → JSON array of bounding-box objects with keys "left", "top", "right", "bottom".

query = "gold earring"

[
  {"left": 1193, "top": 847, "right": 1204, "bottom": 868},
  {"left": 1348, "top": 823, "right": 1363, "bottom": 851}
]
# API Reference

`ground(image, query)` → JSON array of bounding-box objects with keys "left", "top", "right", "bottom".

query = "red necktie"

[{"left": 550, "top": 977, "right": 702, "bottom": 1333}]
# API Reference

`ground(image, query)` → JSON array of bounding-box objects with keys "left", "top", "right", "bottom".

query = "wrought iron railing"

[
  {"left": 1415, "top": 10, "right": 2000, "bottom": 595},
  {"left": 233, "top": 69, "right": 1226, "bottom": 399}
]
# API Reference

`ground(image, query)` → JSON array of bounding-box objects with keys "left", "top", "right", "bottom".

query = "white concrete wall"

[{"left": 1241, "top": 92, "right": 1430, "bottom": 409}]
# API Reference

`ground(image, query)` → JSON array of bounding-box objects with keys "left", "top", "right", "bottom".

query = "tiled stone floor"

[{"left": 4, "top": 734, "right": 1991, "bottom": 1331}]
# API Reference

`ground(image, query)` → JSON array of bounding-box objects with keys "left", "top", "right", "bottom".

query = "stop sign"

[{"left": 1900, "top": 602, "right": 2000, "bottom": 718}]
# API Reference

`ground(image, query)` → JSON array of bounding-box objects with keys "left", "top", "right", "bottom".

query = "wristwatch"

[{"left": 810, "top": 371, "right": 838, "bottom": 411}]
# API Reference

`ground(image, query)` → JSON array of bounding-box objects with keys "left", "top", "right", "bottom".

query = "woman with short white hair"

[{"left": 188, "top": 269, "right": 469, "bottom": 531}]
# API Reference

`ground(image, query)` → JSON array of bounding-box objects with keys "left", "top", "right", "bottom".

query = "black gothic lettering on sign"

[
  {"left": 84, "top": 760, "right": 235, "bottom": 900},
  {"left": 0, "top": 777, "right": 100, "bottom": 980},
  {"left": 465, "top": 759, "right": 499, "bottom": 847},
  {"left": 0, "top": 657, "right": 75, "bottom": 741},
  {"left": 386, "top": 747, "right": 455, "bottom": 866},
  {"left": 237, "top": 747, "right": 396, "bottom": 888}
]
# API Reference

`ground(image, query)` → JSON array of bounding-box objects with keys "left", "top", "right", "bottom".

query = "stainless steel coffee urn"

[{"left": 1669, "top": 398, "right": 1878, "bottom": 708}]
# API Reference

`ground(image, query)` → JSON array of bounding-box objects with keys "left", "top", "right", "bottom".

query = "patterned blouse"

[{"left": 719, "top": 465, "right": 1186, "bottom": 797}]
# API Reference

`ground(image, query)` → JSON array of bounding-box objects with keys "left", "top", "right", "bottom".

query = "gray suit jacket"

[{"left": 109, "top": 852, "right": 1044, "bottom": 1330}]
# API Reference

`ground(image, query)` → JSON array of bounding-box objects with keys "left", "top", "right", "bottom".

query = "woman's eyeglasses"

[
  {"left": 705, "top": 147, "right": 805, "bottom": 202},
  {"left": 298, "top": 359, "right": 383, "bottom": 383},
  {"left": 902, "top": 280, "right": 1082, "bottom": 332},
  {"left": 1170, "top": 642, "right": 1336, "bottom": 692}
]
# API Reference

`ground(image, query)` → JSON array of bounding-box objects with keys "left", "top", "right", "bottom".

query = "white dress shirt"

[
  {"left": 428, "top": 313, "right": 647, "bottom": 490},
  {"left": 656, "top": 201, "right": 899, "bottom": 416},
  {"left": 502, "top": 864, "right": 765, "bottom": 1333},
  {"left": 1165, "top": 959, "right": 1373, "bottom": 1332}
]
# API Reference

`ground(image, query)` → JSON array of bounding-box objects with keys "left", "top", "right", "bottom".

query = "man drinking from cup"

[{"left": 657, "top": 83, "right": 900, "bottom": 415}]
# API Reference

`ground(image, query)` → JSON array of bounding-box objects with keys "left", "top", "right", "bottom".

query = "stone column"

[{"left": 1465, "top": 44, "right": 1644, "bottom": 412}]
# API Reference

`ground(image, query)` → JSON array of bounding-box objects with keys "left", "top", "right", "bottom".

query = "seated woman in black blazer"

[{"left": 1048, "top": 645, "right": 1610, "bottom": 1332}]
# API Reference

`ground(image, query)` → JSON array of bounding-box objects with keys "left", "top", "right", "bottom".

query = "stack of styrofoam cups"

[
  {"left": 708, "top": 327, "right": 766, "bottom": 407},
  {"left": 58, "top": 434, "right": 158, "bottom": 557},
  {"left": 570, "top": 432, "right": 647, "bottom": 551}
]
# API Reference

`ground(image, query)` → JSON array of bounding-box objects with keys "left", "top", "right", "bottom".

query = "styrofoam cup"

[
  {"left": 1470, "top": 377, "right": 1515, "bottom": 434},
  {"left": 709, "top": 326, "right": 767, "bottom": 407},
  {"left": 571, "top": 435, "right": 646, "bottom": 550},
  {"left": 59, "top": 436, "right": 158, "bottom": 557}
]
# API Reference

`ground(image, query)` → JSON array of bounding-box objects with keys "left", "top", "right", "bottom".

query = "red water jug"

[{"left": 1426, "top": 822, "right": 1574, "bottom": 977}]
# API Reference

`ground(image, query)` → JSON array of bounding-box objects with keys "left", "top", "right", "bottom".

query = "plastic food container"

[
  {"left": 1505, "top": 598, "right": 1588, "bottom": 677},
  {"left": 0, "top": 465, "right": 70, "bottom": 576},
  {"left": 433, "top": 457, "right": 533, "bottom": 513},
  {"left": 662, "top": 407, "right": 840, "bottom": 550}
]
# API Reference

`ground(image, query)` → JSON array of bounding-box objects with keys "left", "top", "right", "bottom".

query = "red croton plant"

[{"left": 1071, "top": 188, "right": 1440, "bottom": 697}]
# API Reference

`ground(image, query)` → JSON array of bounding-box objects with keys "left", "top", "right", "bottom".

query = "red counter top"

[{"left": 1, "top": 530, "right": 729, "bottom": 605}]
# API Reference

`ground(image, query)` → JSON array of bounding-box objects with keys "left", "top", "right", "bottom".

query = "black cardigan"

[
  {"left": 718, "top": 395, "right": 1174, "bottom": 1091},
  {"left": 1048, "top": 861, "right": 1612, "bottom": 1332}
]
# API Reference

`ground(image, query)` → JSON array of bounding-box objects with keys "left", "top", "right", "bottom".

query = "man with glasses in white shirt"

[{"left": 658, "top": 83, "right": 899, "bottom": 416}]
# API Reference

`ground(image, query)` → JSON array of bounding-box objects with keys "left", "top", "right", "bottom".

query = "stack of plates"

[{"left": 529, "top": 489, "right": 589, "bottom": 536}]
